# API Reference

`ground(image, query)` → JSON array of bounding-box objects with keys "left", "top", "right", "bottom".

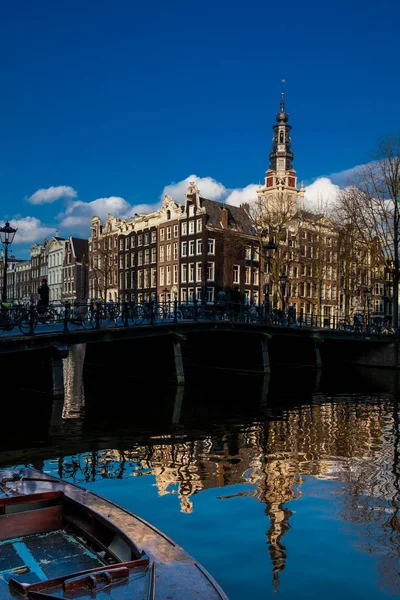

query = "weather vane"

[{"left": 281, "top": 79, "right": 286, "bottom": 92}]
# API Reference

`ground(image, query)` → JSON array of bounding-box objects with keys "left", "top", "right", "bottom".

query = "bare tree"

[
  {"left": 90, "top": 235, "right": 117, "bottom": 301},
  {"left": 338, "top": 135, "right": 400, "bottom": 326}
]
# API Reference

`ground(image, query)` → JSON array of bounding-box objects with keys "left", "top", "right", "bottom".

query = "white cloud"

[
  {"left": 304, "top": 177, "right": 341, "bottom": 212},
  {"left": 58, "top": 196, "right": 162, "bottom": 235},
  {"left": 161, "top": 174, "right": 227, "bottom": 203},
  {"left": 5, "top": 217, "right": 54, "bottom": 244},
  {"left": 225, "top": 184, "right": 258, "bottom": 207},
  {"left": 26, "top": 185, "right": 77, "bottom": 205}
]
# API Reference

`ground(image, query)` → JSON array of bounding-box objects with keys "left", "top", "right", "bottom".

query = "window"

[
  {"left": 151, "top": 268, "right": 156, "bottom": 287},
  {"left": 144, "top": 232, "right": 150, "bottom": 246},
  {"left": 189, "top": 205, "right": 195, "bottom": 217},
  {"left": 143, "top": 249, "right": 149, "bottom": 264},
  {"left": 125, "top": 255, "right": 129, "bottom": 269},
  {"left": 253, "top": 248, "right": 259, "bottom": 262},
  {"left": 138, "top": 270, "right": 143, "bottom": 288},
  {"left": 181, "top": 288, "right": 187, "bottom": 302},
  {"left": 138, "top": 251, "right": 143, "bottom": 266},
  {"left": 166, "top": 265, "right": 171, "bottom": 285},
  {"left": 181, "top": 241, "right": 188, "bottom": 257},
  {"left": 253, "top": 268, "right": 259, "bottom": 285},
  {"left": 245, "top": 246, "right": 251, "bottom": 260},
  {"left": 189, "top": 240, "right": 195, "bottom": 256},
  {"left": 144, "top": 269, "right": 149, "bottom": 288},
  {"left": 160, "top": 266, "right": 165, "bottom": 286},
  {"left": 189, "top": 220, "right": 195, "bottom": 234},
  {"left": 131, "top": 271, "right": 135, "bottom": 288},
  {"left": 173, "top": 224, "right": 178, "bottom": 237},
  {"left": 207, "top": 239, "right": 215, "bottom": 254},
  {"left": 196, "top": 239, "right": 202, "bottom": 255},
  {"left": 151, "top": 248, "right": 156, "bottom": 263},
  {"left": 173, "top": 264, "right": 178, "bottom": 284},
  {"left": 160, "top": 229, "right": 165, "bottom": 241},
  {"left": 206, "top": 287, "right": 214, "bottom": 303},
  {"left": 166, "top": 244, "right": 171, "bottom": 261},
  {"left": 159, "top": 246, "right": 164, "bottom": 262},
  {"left": 167, "top": 226, "right": 171, "bottom": 240},
  {"left": 119, "top": 239, "right": 124, "bottom": 250},
  {"left": 207, "top": 262, "right": 215, "bottom": 281},
  {"left": 188, "top": 287, "right": 194, "bottom": 301},
  {"left": 131, "top": 236, "right": 135, "bottom": 248},
  {"left": 189, "top": 263, "right": 195, "bottom": 282},
  {"left": 138, "top": 234, "right": 143, "bottom": 246},
  {"left": 196, "top": 262, "right": 202, "bottom": 282},
  {"left": 245, "top": 266, "right": 251, "bottom": 285},
  {"left": 151, "top": 231, "right": 157, "bottom": 243},
  {"left": 181, "top": 264, "right": 187, "bottom": 283},
  {"left": 181, "top": 222, "right": 187, "bottom": 236},
  {"left": 119, "top": 256, "right": 124, "bottom": 269},
  {"left": 196, "top": 219, "right": 202, "bottom": 233},
  {"left": 233, "top": 265, "right": 240, "bottom": 284},
  {"left": 173, "top": 242, "right": 178, "bottom": 260}
]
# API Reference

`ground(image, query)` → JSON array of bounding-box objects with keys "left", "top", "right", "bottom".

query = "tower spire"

[{"left": 280, "top": 79, "right": 286, "bottom": 114}]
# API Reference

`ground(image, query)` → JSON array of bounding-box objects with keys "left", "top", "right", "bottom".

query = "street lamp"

[
  {"left": 263, "top": 239, "right": 277, "bottom": 319},
  {"left": 0, "top": 221, "right": 17, "bottom": 303},
  {"left": 360, "top": 284, "right": 372, "bottom": 327},
  {"left": 279, "top": 272, "right": 288, "bottom": 312}
]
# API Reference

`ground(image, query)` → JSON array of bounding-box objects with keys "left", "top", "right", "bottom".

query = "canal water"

[{"left": 1, "top": 346, "right": 400, "bottom": 599}]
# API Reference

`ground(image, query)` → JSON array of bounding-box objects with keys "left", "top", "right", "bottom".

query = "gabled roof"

[
  {"left": 200, "top": 198, "right": 255, "bottom": 235},
  {"left": 70, "top": 237, "right": 88, "bottom": 260}
]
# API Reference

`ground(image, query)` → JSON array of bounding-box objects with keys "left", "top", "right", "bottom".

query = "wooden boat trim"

[{"left": 9, "top": 558, "right": 150, "bottom": 596}]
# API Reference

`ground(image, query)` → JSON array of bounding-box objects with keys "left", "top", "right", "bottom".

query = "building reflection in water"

[
  {"left": 53, "top": 390, "right": 400, "bottom": 594},
  {"left": 62, "top": 344, "right": 86, "bottom": 419}
]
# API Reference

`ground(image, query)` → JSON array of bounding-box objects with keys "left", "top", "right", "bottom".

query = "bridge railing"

[{"left": 0, "top": 299, "right": 397, "bottom": 336}]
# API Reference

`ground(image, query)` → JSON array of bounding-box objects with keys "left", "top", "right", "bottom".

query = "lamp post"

[
  {"left": 279, "top": 272, "right": 288, "bottom": 312},
  {"left": 0, "top": 221, "right": 17, "bottom": 303},
  {"left": 360, "top": 284, "right": 372, "bottom": 328},
  {"left": 263, "top": 240, "right": 277, "bottom": 319}
]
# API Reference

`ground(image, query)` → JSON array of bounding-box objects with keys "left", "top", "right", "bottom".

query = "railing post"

[
  {"left": 173, "top": 298, "right": 178, "bottom": 324},
  {"left": 29, "top": 300, "right": 35, "bottom": 335},
  {"left": 150, "top": 300, "right": 155, "bottom": 324},
  {"left": 193, "top": 297, "right": 198, "bottom": 322},
  {"left": 63, "top": 301, "right": 70, "bottom": 333},
  {"left": 122, "top": 300, "right": 129, "bottom": 326},
  {"left": 95, "top": 301, "right": 101, "bottom": 329}
]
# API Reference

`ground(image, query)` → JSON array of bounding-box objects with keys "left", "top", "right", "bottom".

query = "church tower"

[{"left": 257, "top": 88, "right": 304, "bottom": 215}]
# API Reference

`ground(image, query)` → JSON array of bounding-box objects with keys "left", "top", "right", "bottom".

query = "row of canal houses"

[{"left": 0, "top": 234, "right": 88, "bottom": 304}]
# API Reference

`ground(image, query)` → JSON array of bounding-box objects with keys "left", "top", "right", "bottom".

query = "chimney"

[{"left": 221, "top": 206, "right": 228, "bottom": 229}]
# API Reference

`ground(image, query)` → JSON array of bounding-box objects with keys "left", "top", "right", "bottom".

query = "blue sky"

[{"left": 0, "top": 0, "right": 399, "bottom": 256}]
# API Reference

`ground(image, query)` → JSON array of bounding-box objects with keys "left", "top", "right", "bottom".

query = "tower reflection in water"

[{"left": 9, "top": 361, "right": 400, "bottom": 595}]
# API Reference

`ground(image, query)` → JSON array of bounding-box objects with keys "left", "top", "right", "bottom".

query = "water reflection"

[
  {"left": 62, "top": 343, "right": 86, "bottom": 419},
  {"left": 4, "top": 365, "right": 400, "bottom": 597}
]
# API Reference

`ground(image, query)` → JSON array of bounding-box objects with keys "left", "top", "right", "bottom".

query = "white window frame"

[
  {"left": 181, "top": 222, "right": 188, "bottom": 236},
  {"left": 160, "top": 228, "right": 165, "bottom": 241},
  {"left": 189, "top": 220, "right": 195, "bottom": 234},
  {"left": 173, "top": 224, "right": 178, "bottom": 238},
  {"left": 206, "top": 287, "right": 214, "bottom": 303},
  {"left": 196, "top": 219, "right": 202, "bottom": 233},
  {"left": 207, "top": 262, "right": 215, "bottom": 281},
  {"left": 181, "top": 264, "right": 187, "bottom": 283},
  {"left": 233, "top": 265, "right": 240, "bottom": 284},
  {"left": 196, "top": 262, "right": 202, "bottom": 282},
  {"left": 160, "top": 266, "right": 165, "bottom": 286},
  {"left": 181, "top": 241, "right": 188, "bottom": 257},
  {"left": 207, "top": 239, "right": 215, "bottom": 255}
]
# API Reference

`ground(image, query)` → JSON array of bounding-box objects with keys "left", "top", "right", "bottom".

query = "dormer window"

[{"left": 166, "top": 210, "right": 171, "bottom": 220}]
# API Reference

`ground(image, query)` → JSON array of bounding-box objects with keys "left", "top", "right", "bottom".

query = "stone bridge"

[{"left": 1, "top": 321, "right": 399, "bottom": 395}]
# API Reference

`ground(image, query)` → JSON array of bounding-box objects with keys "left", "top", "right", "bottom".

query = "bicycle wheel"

[{"left": 19, "top": 317, "right": 37, "bottom": 334}]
